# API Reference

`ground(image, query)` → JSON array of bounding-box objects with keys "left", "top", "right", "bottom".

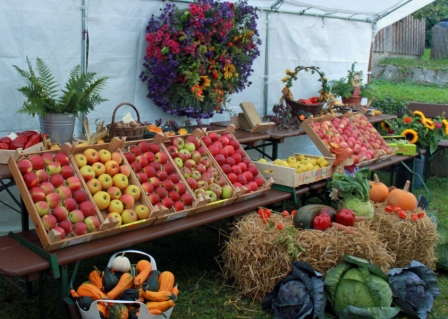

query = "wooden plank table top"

[
  {"left": 0, "top": 188, "right": 291, "bottom": 277},
  {"left": 365, "top": 113, "right": 397, "bottom": 124},
  {"left": 208, "top": 123, "right": 270, "bottom": 145}
]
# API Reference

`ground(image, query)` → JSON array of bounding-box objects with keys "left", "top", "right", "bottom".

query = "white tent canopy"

[{"left": 0, "top": 0, "right": 434, "bottom": 138}]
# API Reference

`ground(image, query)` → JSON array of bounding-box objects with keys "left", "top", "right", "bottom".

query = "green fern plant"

[{"left": 13, "top": 57, "right": 108, "bottom": 117}]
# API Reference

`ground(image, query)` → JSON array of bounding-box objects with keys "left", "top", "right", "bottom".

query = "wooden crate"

[
  {"left": 8, "top": 144, "right": 118, "bottom": 251},
  {"left": 121, "top": 133, "right": 208, "bottom": 224},
  {"left": 253, "top": 154, "right": 334, "bottom": 188},
  {"left": 71, "top": 138, "right": 156, "bottom": 233},
  {"left": 201, "top": 125, "right": 273, "bottom": 203}
]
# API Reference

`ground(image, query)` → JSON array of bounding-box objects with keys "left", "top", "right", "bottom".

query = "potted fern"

[
  {"left": 13, "top": 57, "right": 108, "bottom": 144},
  {"left": 329, "top": 62, "right": 375, "bottom": 105}
]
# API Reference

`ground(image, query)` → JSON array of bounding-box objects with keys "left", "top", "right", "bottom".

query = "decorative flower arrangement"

[
  {"left": 263, "top": 103, "right": 310, "bottom": 130},
  {"left": 385, "top": 110, "right": 448, "bottom": 154},
  {"left": 329, "top": 62, "right": 375, "bottom": 101},
  {"left": 140, "top": 0, "right": 261, "bottom": 119}
]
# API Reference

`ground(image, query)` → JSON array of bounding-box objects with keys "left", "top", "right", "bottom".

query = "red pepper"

[
  {"left": 0, "top": 143, "right": 9, "bottom": 149},
  {"left": 276, "top": 223, "right": 284, "bottom": 230},
  {"left": 24, "top": 134, "right": 42, "bottom": 149},
  {"left": 385, "top": 205, "right": 395, "bottom": 213},
  {"left": 411, "top": 214, "right": 419, "bottom": 221},
  {"left": 281, "top": 210, "right": 289, "bottom": 218},
  {"left": 418, "top": 212, "right": 425, "bottom": 219},
  {"left": 392, "top": 206, "right": 402, "bottom": 212},
  {"left": 17, "top": 130, "right": 38, "bottom": 138},
  {"left": 291, "top": 209, "right": 297, "bottom": 217},
  {"left": 398, "top": 210, "right": 407, "bottom": 219},
  {"left": 0, "top": 137, "right": 12, "bottom": 144},
  {"left": 313, "top": 214, "right": 332, "bottom": 231},
  {"left": 336, "top": 209, "right": 355, "bottom": 227},
  {"left": 15, "top": 135, "right": 28, "bottom": 144}
]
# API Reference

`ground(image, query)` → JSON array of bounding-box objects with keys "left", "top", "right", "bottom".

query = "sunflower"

[
  {"left": 223, "top": 64, "right": 235, "bottom": 80},
  {"left": 381, "top": 121, "right": 390, "bottom": 131},
  {"left": 422, "top": 118, "right": 435, "bottom": 130},
  {"left": 443, "top": 119, "right": 448, "bottom": 135},
  {"left": 413, "top": 110, "right": 426, "bottom": 119},
  {"left": 401, "top": 129, "right": 418, "bottom": 144},
  {"left": 199, "top": 76, "right": 211, "bottom": 89}
]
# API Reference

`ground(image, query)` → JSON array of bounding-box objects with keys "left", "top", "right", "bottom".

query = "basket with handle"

[
  {"left": 75, "top": 250, "right": 175, "bottom": 319},
  {"left": 281, "top": 66, "right": 328, "bottom": 117},
  {"left": 108, "top": 102, "right": 145, "bottom": 141}
]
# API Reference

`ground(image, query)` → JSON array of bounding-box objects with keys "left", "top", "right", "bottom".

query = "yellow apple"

[
  {"left": 112, "top": 173, "right": 129, "bottom": 190},
  {"left": 98, "top": 149, "right": 112, "bottom": 163},
  {"left": 135, "top": 204, "right": 150, "bottom": 220},
  {"left": 93, "top": 191, "right": 110, "bottom": 210},
  {"left": 124, "top": 184, "right": 141, "bottom": 201},
  {"left": 98, "top": 174, "right": 113, "bottom": 190},
  {"left": 86, "top": 178, "right": 102, "bottom": 195},
  {"left": 105, "top": 160, "right": 120, "bottom": 176},
  {"left": 74, "top": 153, "right": 87, "bottom": 168},
  {"left": 106, "top": 212, "right": 122, "bottom": 227},
  {"left": 107, "top": 199, "right": 124, "bottom": 214},
  {"left": 91, "top": 162, "right": 106, "bottom": 177}
]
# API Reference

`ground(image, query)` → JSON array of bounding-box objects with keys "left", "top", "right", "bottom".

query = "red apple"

[
  {"left": 219, "top": 148, "right": 229, "bottom": 157},
  {"left": 54, "top": 152, "right": 70, "bottom": 167},
  {"left": 52, "top": 206, "right": 69, "bottom": 222},
  {"left": 58, "top": 219, "right": 73, "bottom": 234},
  {"left": 248, "top": 181, "right": 259, "bottom": 192},
  {"left": 180, "top": 193, "right": 194, "bottom": 206},
  {"left": 225, "top": 157, "right": 236, "bottom": 166},
  {"left": 143, "top": 151, "right": 155, "bottom": 163},
  {"left": 141, "top": 182, "right": 154, "bottom": 194},
  {"left": 137, "top": 141, "right": 151, "bottom": 153},
  {"left": 61, "top": 165, "right": 74, "bottom": 179},
  {"left": 237, "top": 162, "right": 248, "bottom": 173},
  {"left": 41, "top": 153, "right": 54, "bottom": 165},
  {"left": 224, "top": 145, "right": 235, "bottom": 155},
  {"left": 227, "top": 173, "right": 237, "bottom": 184},
  {"left": 79, "top": 201, "right": 96, "bottom": 217},
  {"left": 50, "top": 174, "right": 65, "bottom": 188},
  {"left": 168, "top": 173, "right": 180, "bottom": 184},
  {"left": 242, "top": 171, "right": 254, "bottom": 183},
  {"left": 23, "top": 171, "right": 39, "bottom": 189},
  {"left": 156, "top": 169, "right": 168, "bottom": 181},
  {"left": 155, "top": 152, "right": 168, "bottom": 164},
  {"left": 214, "top": 154, "right": 226, "bottom": 166},
  {"left": 232, "top": 165, "right": 242, "bottom": 175},
  {"left": 148, "top": 176, "right": 160, "bottom": 188},
  {"left": 125, "top": 152, "right": 135, "bottom": 163},
  {"left": 55, "top": 185, "right": 72, "bottom": 200},
  {"left": 42, "top": 214, "right": 57, "bottom": 230},
  {"left": 201, "top": 136, "right": 212, "bottom": 146},
  {"left": 231, "top": 153, "right": 242, "bottom": 164},
  {"left": 35, "top": 169, "right": 49, "bottom": 183},
  {"left": 253, "top": 176, "right": 264, "bottom": 187},
  {"left": 148, "top": 143, "right": 160, "bottom": 153},
  {"left": 248, "top": 165, "right": 259, "bottom": 177},
  {"left": 62, "top": 197, "right": 77, "bottom": 212},
  {"left": 18, "top": 159, "right": 33, "bottom": 174},
  {"left": 30, "top": 186, "right": 46, "bottom": 203},
  {"left": 46, "top": 193, "right": 61, "bottom": 209},
  {"left": 215, "top": 175, "right": 227, "bottom": 187},
  {"left": 136, "top": 172, "right": 149, "bottom": 184},
  {"left": 66, "top": 176, "right": 82, "bottom": 192},
  {"left": 52, "top": 226, "right": 66, "bottom": 239},
  {"left": 166, "top": 145, "right": 178, "bottom": 158},
  {"left": 135, "top": 155, "right": 149, "bottom": 168},
  {"left": 72, "top": 189, "right": 88, "bottom": 204},
  {"left": 73, "top": 221, "right": 87, "bottom": 236},
  {"left": 173, "top": 182, "right": 187, "bottom": 195},
  {"left": 40, "top": 181, "right": 55, "bottom": 195},
  {"left": 168, "top": 190, "right": 180, "bottom": 202},
  {"left": 130, "top": 161, "right": 142, "bottom": 173},
  {"left": 186, "top": 177, "right": 198, "bottom": 190},
  {"left": 208, "top": 132, "right": 219, "bottom": 142},
  {"left": 221, "top": 164, "right": 232, "bottom": 175},
  {"left": 148, "top": 193, "right": 160, "bottom": 205},
  {"left": 129, "top": 145, "right": 142, "bottom": 156},
  {"left": 161, "top": 197, "right": 173, "bottom": 209},
  {"left": 155, "top": 186, "right": 167, "bottom": 199},
  {"left": 161, "top": 179, "right": 174, "bottom": 192},
  {"left": 237, "top": 174, "right": 247, "bottom": 185},
  {"left": 143, "top": 165, "right": 156, "bottom": 178},
  {"left": 162, "top": 162, "right": 175, "bottom": 175},
  {"left": 173, "top": 201, "right": 185, "bottom": 211},
  {"left": 208, "top": 144, "right": 219, "bottom": 156},
  {"left": 29, "top": 155, "right": 45, "bottom": 170}
]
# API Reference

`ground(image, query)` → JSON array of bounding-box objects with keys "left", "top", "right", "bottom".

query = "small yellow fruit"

[
  {"left": 96, "top": 139, "right": 105, "bottom": 144},
  {"left": 279, "top": 161, "right": 289, "bottom": 167},
  {"left": 77, "top": 142, "right": 88, "bottom": 147},
  {"left": 305, "top": 163, "right": 314, "bottom": 171},
  {"left": 273, "top": 159, "right": 282, "bottom": 165},
  {"left": 297, "top": 155, "right": 305, "bottom": 161},
  {"left": 286, "top": 156, "right": 296, "bottom": 163},
  {"left": 258, "top": 158, "right": 267, "bottom": 163}
]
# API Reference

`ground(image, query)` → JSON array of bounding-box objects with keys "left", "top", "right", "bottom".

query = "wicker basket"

[
  {"left": 283, "top": 66, "right": 327, "bottom": 117},
  {"left": 108, "top": 102, "right": 145, "bottom": 141}
]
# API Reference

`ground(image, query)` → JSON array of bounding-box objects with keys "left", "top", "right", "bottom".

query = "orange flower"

[
  {"left": 403, "top": 117, "right": 412, "bottom": 124},
  {"left": 299, "top": 114, "right": 305, "bottom": 121}
]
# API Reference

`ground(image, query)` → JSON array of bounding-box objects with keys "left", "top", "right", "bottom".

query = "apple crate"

[
  {"left": 253, "top": 154, "right": 334, "bottom": 188},
  {"left": 71, "top": 138, "right": 157, "bottom": 234},
  {"left": 122, "top": 134, "right": 204, "bottom": 224},
  {"left": 301, "top": 114, "right": 377, "bottom": 167},
  {"left": 158, "top": 130, "right": 236, "bottom": 215},
  {"left": 7, "top": 144, "right": 117, "bottom": 251},
  {"left": 76, "top": 250, "right": 174, "bottom": 319},
  {"left": 201, "top": 125, "right": 273, "bottom": 203}
]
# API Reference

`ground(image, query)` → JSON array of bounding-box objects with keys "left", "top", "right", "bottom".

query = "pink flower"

[
  {"left": 162, "top": 24, "right": 168, "bottom": 31},
  {"left": 157, "top": 30, "right": 163, "bottom": 36},
  {"left": 435, "top": 122, "right": 442, "bottom": 128}
]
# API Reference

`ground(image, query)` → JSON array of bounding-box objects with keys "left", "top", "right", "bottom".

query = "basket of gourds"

[
  {"left": 108, "top": 103, "right": 145, "bottom": 141},
  {"left": 71, "top": 250, "right": 177, "bottom": 319},
  {"left": 280, "top": 66, "right": 330, "bottom": 117}
]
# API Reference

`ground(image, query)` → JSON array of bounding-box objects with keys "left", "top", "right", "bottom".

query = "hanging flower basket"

[
  {"left": 140, "top": 0, "right": 261, "bottom": 119},
  {"left": 280, "top": 66, "right": 329, "bottom": 117}
]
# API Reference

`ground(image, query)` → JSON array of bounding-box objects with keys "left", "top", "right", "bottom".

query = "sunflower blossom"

[
  {"left": 401, "top": 129, "right": 419, "bottom": 144},
  {"left": 199, "top": 76, "right": 211, "bottom": 89},
  {"left": 413, "top": 110, "right": 426, "bottom": 119},
  {"left": 381, "top": 121, "right": 390, "bottom": 131},
  {"left": 223, "top": 64, "right": 235, "bottom": 80},
  {"left": 423, "top": 118, "right": 435, "bottom": 130}
]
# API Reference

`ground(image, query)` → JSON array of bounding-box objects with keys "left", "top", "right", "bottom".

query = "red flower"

[
  {"left": 228, "top": 42, "right": 233, "bottom": 47},
  {"left": 403, "top": 117, "right": 412, "bottom": 124}
]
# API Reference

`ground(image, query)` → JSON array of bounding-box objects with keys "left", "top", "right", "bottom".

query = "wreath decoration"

[{"left": 140, "top": 0, "right": 261, "bottom": 119}]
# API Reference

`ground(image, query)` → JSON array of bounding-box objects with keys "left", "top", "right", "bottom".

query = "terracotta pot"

[{"left": 341, "top": 95, "right": 362, "bottom": 105}]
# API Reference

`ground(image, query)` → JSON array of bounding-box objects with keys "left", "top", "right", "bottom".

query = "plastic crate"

[{"left": 76, "top": 250, "right": 174, "bottom": 319}]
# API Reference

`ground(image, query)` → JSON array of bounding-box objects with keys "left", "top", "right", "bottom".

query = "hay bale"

[
  {"left": 222, "top": 212, "right": 394, "bottom": 301},
  {"left": 367, "top": 203, "right": 438, "bottom": 269}
]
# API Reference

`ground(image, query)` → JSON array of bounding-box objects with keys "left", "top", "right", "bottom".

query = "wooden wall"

[{"left": 374, "top": 16, "right": 426, "bottom": 56}]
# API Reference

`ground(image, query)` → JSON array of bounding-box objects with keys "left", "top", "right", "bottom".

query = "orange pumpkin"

[
  {"left": 369, "top": 174, "right": 389, "bottom": 202},
  {"left": 386, "top": 180, "right": 417, "bottom": 212}
]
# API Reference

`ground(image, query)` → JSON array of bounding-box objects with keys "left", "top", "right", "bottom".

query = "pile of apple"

[
  {"left": 350, "top": 113, "right": 393, "bottom": 155},
  {"left": 123, "top": 141, "right": 194, "bottom": 212},
  {"left": 73, "top": 148, "right": 150, "bottom": 226},
  {"left": 310, "top": 120, "right": 344, "bottom": 149},
  {"left": 18, "top": 151, "right": 101, "bottom": 240},
  {"left": 202, "top": 131, "right": 264, "bottom": 193},
  {"left": 166, "top": 135, "right": 233, "bottom": 202}
]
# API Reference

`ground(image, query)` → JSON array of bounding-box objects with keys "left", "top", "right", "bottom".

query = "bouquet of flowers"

[
  {"left": 140, "top": 0, "right": 261, "bottom": 119},
  {"left": 385, "top": 110, "right": 448, "bottom": 154}
]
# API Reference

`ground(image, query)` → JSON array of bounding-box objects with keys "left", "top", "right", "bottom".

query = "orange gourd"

[
  {"left": 139, "top": 290, "right": 176, "bottom": 302},
  {"left": 88, "top": 267, "right": 104, "bottom": 291},
  {"left": 97, "top": 303, "right": 108, "bottom": 318},
  {"left": 146, "top": 125, "right": 163, "bottom": 133},
  {"left": 369, "top": 174, "right": 389, "bottom": 202},
  {"left": 146, "top": 300, "right": 175, "bottom": 313},
  {"left": 134, "top": 260, "right": 152, "bottom": 288},
  {"left": 158, "top": 271, "right": 175, "bottom": 292},
  {"left": 386, "top": 180, "right": 417, "bottom": 212},
  {"left": 106, "top": 273, "right": 134, "bottom": 300},
  {"left": 77, "top": 283, "right": 107, "bottom": 302},
  {"left": 171, "top": 284, "right": 179, "bottom": 297}
]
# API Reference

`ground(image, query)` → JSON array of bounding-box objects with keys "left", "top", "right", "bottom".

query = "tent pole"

[
  {"left": 263, "top": 10, "right": 271, "bottom": 118},
  {"left": 80, "top": 0, "right": 89, "bottom": 136}
]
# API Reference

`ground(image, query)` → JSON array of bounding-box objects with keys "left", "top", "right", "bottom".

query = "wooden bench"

[
  {"left": 0, "top": 188, "right": 291, "bottom": 318},
  {"left": 407, "top": 102, "right": 448, "bottom": 179}
]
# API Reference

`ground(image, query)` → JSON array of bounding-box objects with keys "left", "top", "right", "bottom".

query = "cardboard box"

[
  {"left": 253, "top": 154, "right": 334, "bottom": 188},
  {"left": 383, "top": 135, "right": 416, "bottom": 155},
  {"left": 8, "top": 144, "right": 118, "bottom": 251}
]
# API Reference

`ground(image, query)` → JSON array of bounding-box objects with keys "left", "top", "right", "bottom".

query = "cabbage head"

[
  {"left": 388, "top": 260, "right": 440, "bottom": 319},
  {"left": 262, "top": 261, "right": 326, "bottom": 319},
  {"left": 324, "top": 255, "right": 400, "bottom": 319}
]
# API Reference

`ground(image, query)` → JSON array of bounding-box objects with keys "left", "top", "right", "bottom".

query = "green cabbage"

[
  {"left": 344, "top": 198, "right": 374, "bottom": 219},
  {"left": 324, "top": 255, "right": 400, "bottom": 319}
]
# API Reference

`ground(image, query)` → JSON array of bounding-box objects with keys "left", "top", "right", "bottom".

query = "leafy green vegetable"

[
  {"left": 262, "top": 261, "right": 326, "bottom": 319},
  {"left": 388, "top": 260, "right": 440, "bottom": 319},
  {"left": 328, "top": 168, "right": 374, "bottom": 218},
  {"left": 324, "top": 255, "right": 400, "bottom": 319}
]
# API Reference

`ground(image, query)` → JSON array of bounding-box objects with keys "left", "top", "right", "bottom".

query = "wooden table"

[{"left": 0, "top": 164, "right": 21, "bottom": 215}]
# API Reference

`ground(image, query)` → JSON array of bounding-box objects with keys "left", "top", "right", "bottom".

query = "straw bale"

[
  {"left": 222, "top": 212, "right": 394, "bottom": 301},
  {"left": 367, "top": 203, "right": 438, "bottom": 270}
]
